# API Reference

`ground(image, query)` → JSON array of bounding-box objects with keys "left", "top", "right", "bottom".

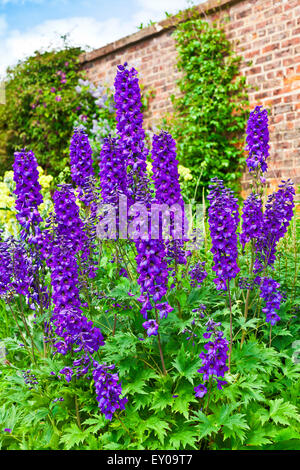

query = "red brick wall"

[{"left": 80, "top": 0, "right": 300, "bottom": 196}]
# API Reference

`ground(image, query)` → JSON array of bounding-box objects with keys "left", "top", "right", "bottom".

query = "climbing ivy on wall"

[{"left": 170, "top": 13, "right": 249, "bottom": 198}]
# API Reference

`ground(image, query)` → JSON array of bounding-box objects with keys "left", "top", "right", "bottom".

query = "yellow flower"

[
  {"left": 146, "top": 160, "right": 153, "bottom": 175},
  {"left": 178, "top": 164, "right": 193, "bottom": 181},
  {"left": 0, "top": 166, "right": 54, "bottom": 235},
  {"left": 0, "top": 181, "right": 17, "bottom": 236},
  {"left": 38, "top": 166, "right": 53, "bottom": 189}
]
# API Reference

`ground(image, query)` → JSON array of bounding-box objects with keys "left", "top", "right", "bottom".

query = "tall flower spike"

[
  {"left": 240, "top": 192, "right": 264, "bottom": 249},
  {"left": 194, "top": 319, "right": 229, "bottom": 398},
  {"left": 92, "top": 362, "right": 128, "bottom": 420},
  {"left": 70, "top": 127, "right": 96, "bottom": 207},
  {"left": 114, "top": 63, "right": 149, "bottom": 204},
  {"left": 258, "top": 277, "right": 282, "bottom": 325},
  {"left": 52, "top": 184, "right": 95, "bottom": 277},
  {"left": 135, "top": 239, "right": 170, "bottom": 320},
  {"left": 189, "top": 261, "right": 207, "bottom": 288},
  {"left": 0, "top": 235, "right": 12, "bottom": 296},
  {"left": 13, "top": 149, "right": 43, "bottom": 241},
  {"left": 6, "top": 238, "right": 49, "bottom": 309},
  {"left": 46, "top": 229, "right": 105, "bottom": 383},
  {"left": 47, "top": 242, "right": 82, "bottom": 313},
  {"left": 99, "top": 135, "right": 127, "bottom": 205},
  {"left": 70, "top": 128, "right": 94, "bottom": 188},
  {"left": 245, "top": 105, "right": 270, "bottom": 174},
  {"left": 207, "top": 178, "right": 240, "bottom": 291},
  {"left": 254, "top": 179, "right": 295, "bottom": 272},
  {"left": 151, "top": 130, "right": 187, "bottom": 264}
]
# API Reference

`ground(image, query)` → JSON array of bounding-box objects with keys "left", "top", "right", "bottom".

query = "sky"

[{"left": 0, "top": 0, "right": 200, "bottom": 78}]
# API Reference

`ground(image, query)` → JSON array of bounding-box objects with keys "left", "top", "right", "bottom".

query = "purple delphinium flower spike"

[
  {"left": 114, "top": 64, "right": 172, "bottom": 325},
  {"left": 240, "top": 192, "right": 264, "bottom": 249},
  {"left": 151, "top": 130, "right": 187, "bottom": 265},
  {"left": 53, "top": 184, "right": 88, "bottom": 254},
  {"left": 136, "top": 239, "right": 170, "bottom": 319},
  {"left": 0, "top": 236, "right": 12, "bottom": 296},
  {"left": 194, "top": 319, "right": 229, "bottom": 398},
  {"left": 52, "top": 184, "right": 97, "bottom": 278},
  {"left": 207, "top": 178, "right": 240, "bottom": 291},
  {"left": 69, "top": 127, "right": 97, "bottom": 210},
  {"left": 189, "top": 261, "right": 207, "bottom": 288},
  {"left": 92, "top": 362, "right": 128, "bottom": 420},
  {"left": 99, "top": 135, "right": 127, "bottom": 205},
  {"left": 70, "top": 127, "right": 94, "bottom": 188},
  {"left": 254, "top": 179, "right": 295, "bottom": 272},
  {"left": 245, "top": 105, "right": 270, "bottom": 174},
  {"left": 258, "top": 277, "right": 282, "bottom": 326},
  {"left": 13, "top": 149, "right": 43, "bottom": 244},
  {"left": 114, "top": 63, "right": 149, "bottom": 204}
]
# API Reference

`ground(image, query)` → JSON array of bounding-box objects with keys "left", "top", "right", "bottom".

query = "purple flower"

[
  {"left": 155, "top": 302, "right": 174, "bottom": 319},
  {"left": 92, "top": 362, "right": 127, "bottom": 420},
  {"left": 8, "top": 239, "right": 48, "bottom": 308},
  {"left": 0, "top": 237, "right": 12, "bottom": 296},
  {"left": 51, "top": 184, "right": 97, "bottom": 278},
  {"left": 258, "top": 277, "right": 282, "bottom": 325},
  {"left": 13, "top": 149, "right": 43, "bottom": 239},
  {"left": 55, "top": 95, "right": 61, "bottom": 102},
  {"left": 151, "top": 130, "right": 187, "bottom": 264},
  {"left": 69, "top": 128, "right": 95, "bottom": 204},
  {"left": 4, "top": 428, "right": 12, "bottom": 433},
  {"left": 189, "top": 261, "right": 207, "bottom": 288},
  {"left": 194, "top": 384, "right": 207, "bottom": 398},
  {"left": 254, "top": 180, "right": 295, "bottom": 272},
  {"left": 245, "top": 105, "right": 270, "bottom": 173},
  {"left": 195, "top": 320, "right": 229, "bottom": 399},
  {"left": 99, "top": 135, "right": 127, "bottom": 205},
  {"left": 23, "top": 369, "right": 38, "bottom": 389},
  {"left": 207, "top": 178, "right": 240, "bottom": 290},
  {"left": 142, "top": 319, "right": 159, "bottom": 337},
  {"left": 114, "top": 63, "right": 149, "bottom": 204},
  {"left": 240, "top": 193, "right": 264, "bottom": 249},
  {"left": 51, "top": 307, "right": 104, "bottom": 357},
  {"left": 136, "top": 239, "right": 169, "bottom": 318}
]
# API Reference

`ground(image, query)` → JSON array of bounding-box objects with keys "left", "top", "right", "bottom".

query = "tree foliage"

[{"left": 0, "top": 45, "right": 115, "bottom": 176}]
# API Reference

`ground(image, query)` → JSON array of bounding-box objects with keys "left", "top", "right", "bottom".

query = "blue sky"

[{"left": 0, "top": 0, "right": 198, "bottom": 77}]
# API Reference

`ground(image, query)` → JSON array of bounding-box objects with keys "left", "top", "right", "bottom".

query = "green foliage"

[
  {"left": 170, "top": 13, "right": 249, "bottom": 198},
  {"left": 0, "top": 225, "right": 299, "bottom": 451}
]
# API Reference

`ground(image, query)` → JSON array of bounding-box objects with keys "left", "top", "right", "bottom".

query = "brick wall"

[{"left": 80, "top": 0, "right": 300, "bottom": 196}]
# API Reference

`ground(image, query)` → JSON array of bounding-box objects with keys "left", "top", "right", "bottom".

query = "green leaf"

[
  {"left": 171, "top": 344, "right": 201, "bottom": 383},
  {"left": 169, "top": 423, "right": 198, "bottom": 449},
  {"left": 59, "top": 424, "right": 89, "bottom": 450},
  {"left": 268, "top": 399, "right": 300, "bottom": 426}
]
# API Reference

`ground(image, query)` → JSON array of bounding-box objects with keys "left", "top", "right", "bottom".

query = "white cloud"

[
  {"left": 0, "top": 0, "right": 200, "bottom": 77},
  {"left": 0, "top": 14, "right": 140, "bottom": 77},
  {"left": 137, "top": 0, "right": 190, "bottom": 14}
]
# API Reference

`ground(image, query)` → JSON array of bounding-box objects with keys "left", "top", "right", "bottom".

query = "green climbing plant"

[{"left": 170, "top": 12, "right": 249, "bottom": 199}]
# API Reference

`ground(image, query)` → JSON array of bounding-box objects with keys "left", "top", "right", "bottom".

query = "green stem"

[
  {"left": 241, "top": 242, "right": 254, "bottom": 348},
  {"left": 227, "top": 280, "right": 233, "bottom": 373},
  {"left": 155, "top": 309, "right": 167, "bottom": 375}
]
